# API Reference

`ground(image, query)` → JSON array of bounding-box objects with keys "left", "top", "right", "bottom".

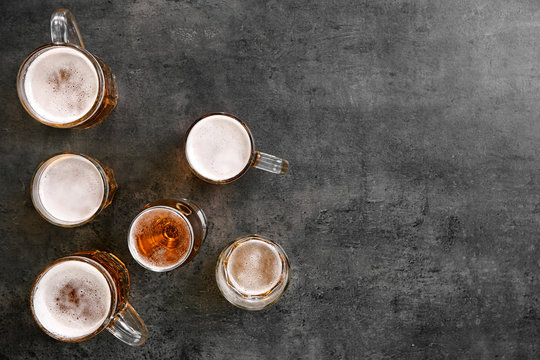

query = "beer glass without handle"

[{"left": 216, "top": 235, "right": 290, "bottom": 310}]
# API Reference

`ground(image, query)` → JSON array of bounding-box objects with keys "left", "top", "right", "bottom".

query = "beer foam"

[
  {"left": 128, "top": 207, "right": 192, "bottom": 272},
  {"left": 226, "top": 239, "right": 283, "bottom": 296},
  {"left": 32, "top": 260, "right": 112, "bottom": 340},
  {"left": 37, "top": 154, "right": 105, "bottom": 224},
  {"left": 24, "top": 46, "right": 99, "bottom": 124},
  {"left": 185, "top": 115, "right": 252, "bottom": 181}
]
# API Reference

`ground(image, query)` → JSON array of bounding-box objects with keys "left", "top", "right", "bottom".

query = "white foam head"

[
  {"left": 32, "top": 259, "right": 112, "bottom": 340},
  {"left": 185, "top": 115, "right": 253, "bottom": 181},
  {"left": 226, "top": 239, "right": 283, "bottom": 296},
  {"left": 24, "top": 46, "right": 99, "bottom": 124},
  {"left": 35, "top": 154, "right": 105, "bottom": 225}
]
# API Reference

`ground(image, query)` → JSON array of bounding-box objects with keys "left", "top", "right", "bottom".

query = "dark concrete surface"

[{"left": 1, "top": 0, "right": 540, "bottom": 358}]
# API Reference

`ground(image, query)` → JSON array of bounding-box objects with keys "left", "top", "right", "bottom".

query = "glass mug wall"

[
  {"left": 30, "top": 251, "right": 148, "bottom": 346},
  {"left": 31, "top": 152, "right": 117, "bottom": 227},
  {"left": 17, "top": 9, "right": 118, "bottom": 129},
  {"left": 185, "top": 113, "right": 289, "bottom": 184},
  {"left": 128, "top": 199, "right": 207, "bottom": 272},
  {"left": 216, "top": 235, "right": 290, "bottom": 310}
]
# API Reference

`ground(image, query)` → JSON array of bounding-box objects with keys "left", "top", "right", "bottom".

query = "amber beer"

[
  {"left": 30, "top": 251, "right": 147, "bottom": 346},
  {"left": 128, "top": 199, "right": 207, "bottom": 272}
]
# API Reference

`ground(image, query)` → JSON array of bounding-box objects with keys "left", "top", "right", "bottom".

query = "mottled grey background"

[{"left": 1, "top": 0, "right": 540, "bottom": 358}]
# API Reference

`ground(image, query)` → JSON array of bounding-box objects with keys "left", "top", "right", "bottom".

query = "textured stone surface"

[{"left": 2, "top": 0, "right": 540, "bottom": 358}]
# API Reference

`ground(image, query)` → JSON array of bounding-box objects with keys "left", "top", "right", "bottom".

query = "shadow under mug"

[
  {"left": 30, "top": 251, "right": 148, "bottom": 346},
  {"left": 17, "top": 9, "right": 117, "bottom": 129},
  {"left": 184, "top": 113, "right": 289, "bottom": 184}
]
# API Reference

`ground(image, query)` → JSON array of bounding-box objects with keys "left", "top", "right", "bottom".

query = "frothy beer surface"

[
  {"left": 32, "top": 260, "right": 112, "bottom": 340},
  {"left": 185, "top": 115, "right": 252, "bottom": 181},
  {"left": 226, "top": 239, "right": 283, "bottom": 296},
  {"left": 24, "top": 47, "right": 99, "bottom": 124},
  {"left": 129, "top": 207, "right": 192, "bottom": 271},
  {"left": 37, "top": 154, "right": 105, "bottom": 224}
]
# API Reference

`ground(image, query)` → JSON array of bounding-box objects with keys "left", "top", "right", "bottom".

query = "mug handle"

[
  {"left": 253, "top": 151, "right": 289, "bottom": 175},
  {"left": 50, "top": 9, "right": 84, "bottom": 48},
  {"left": 107, "top": 302, "right": 148, "bottom": 346}
]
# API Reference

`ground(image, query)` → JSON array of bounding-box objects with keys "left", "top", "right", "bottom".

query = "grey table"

[{"left": 1, "top": 0, "right": 540, "bottom": 359}]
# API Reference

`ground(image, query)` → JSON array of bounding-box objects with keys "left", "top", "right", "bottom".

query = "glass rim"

[
  {"left": 30, "top": 152, "right": 110, "bottom": 228},
  {"left": 127, "top": 205, "right": 195, "bottom": 272},
  {"left": 16, "top": 43, "right": 106, "bottom": 128},
  {"left": 184, "top": 112, "right": 256, "bottom": 184},
  {"left": 30, "top": 255, "right": 117, "bottom": 342}
]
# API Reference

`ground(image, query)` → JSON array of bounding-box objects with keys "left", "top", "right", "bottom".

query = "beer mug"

[
  {"left": 30, "top": 251, "right": 148, "bottom": 346},
  {"left": 128, "top": 199, "right": 207, "bottom": 272},
  {"left": 31, "top": 152, "right": 117, "bottom": 227},
  {"left": 185, "top": 113, "right": 289, "bottom": 184},
  {"left": 216, "top": 235, "right": 290, "bottom": 310},
  {"left": 17, "top": 9, "right": 118, "bottom": 129}
]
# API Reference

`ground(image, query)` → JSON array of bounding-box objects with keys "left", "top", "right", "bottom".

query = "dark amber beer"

[{"left": 128, "top": 199, "right": 207, "bottom": 272}]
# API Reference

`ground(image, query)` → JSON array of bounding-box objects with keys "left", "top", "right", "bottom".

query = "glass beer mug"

[
  {"left": 31, "top": 152, "right": 118, "bottom": 227},
  {"left": 128, "top": 198, "right": 208, "bottom": 272},
  {"left": 185, "top": 113, "right": 289, "bottom": 184},
  {"left": 30, "top": 251, "right": 148, "bottom": 346},
  {"left": 17, "top": 9, "right": 118, "bottom": 129}
]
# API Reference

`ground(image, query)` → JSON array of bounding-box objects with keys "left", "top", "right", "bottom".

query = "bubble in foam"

[
  {"left": 37, "top": 154, "right": 105, "bottom": 224},
  {"left": 32, "top": 260, "right": 111, "bottom": 340},
  {"left": 24, "top": 46, "right": 99, "bottom": 124}
]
